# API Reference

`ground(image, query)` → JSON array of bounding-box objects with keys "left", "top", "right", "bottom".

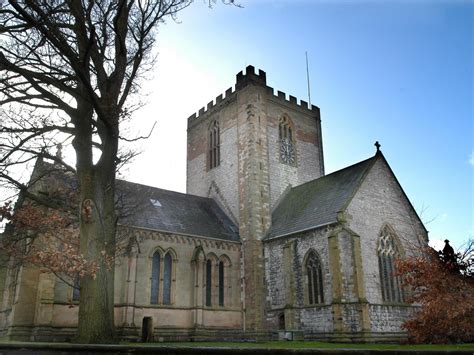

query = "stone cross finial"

[{"left": 374, "top": 141, "right": 381, "bottom": 152}]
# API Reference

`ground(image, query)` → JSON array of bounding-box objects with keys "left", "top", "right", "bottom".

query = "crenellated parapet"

[{"left": 187, "top": 65, "right": 320, "bottom": 125}]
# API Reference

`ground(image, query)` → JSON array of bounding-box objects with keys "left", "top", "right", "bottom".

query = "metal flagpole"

[{"left": 305, "top": 51, "right": 312, "bottom": 107}]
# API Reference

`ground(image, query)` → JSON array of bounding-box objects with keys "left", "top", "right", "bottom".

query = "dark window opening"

[
  {"left": 209, "top": 120, "right": 220, "bottom": 169},
  {"left": 218, "top": 261, "right": 224, "bottom": 307},
  {"left": 206, "top": 259, "right": 212, "bottom": 307}
]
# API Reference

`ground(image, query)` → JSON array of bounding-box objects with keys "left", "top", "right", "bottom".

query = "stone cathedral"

[{"left": 0, "top": 66, "right": 428, "bottom": 342}]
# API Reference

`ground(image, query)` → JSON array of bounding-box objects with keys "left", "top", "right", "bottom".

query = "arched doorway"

[
  {"left": 278, "top": 313, "right": 285, "bottom": 330},
  {"left": 141, "top": 317, "right": 153, "bottom": 342}
]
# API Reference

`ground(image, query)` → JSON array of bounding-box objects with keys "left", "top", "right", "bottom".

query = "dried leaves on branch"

[
  {"left": 0, "top": 0, "right": 239, "bottom": 343},
  {"left": 396, "top": 240, "right": 474, "bottom": 344},
  {"left": 0, "top": 175, "right": 99, "bottom": 287}
]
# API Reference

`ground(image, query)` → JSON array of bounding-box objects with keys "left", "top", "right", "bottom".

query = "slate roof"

[
  {"left": 116, "top": 180, "right": 239, "bottom": 242},
  {"left": 265, "top": 155, "right": 378, "bottom": 240}
]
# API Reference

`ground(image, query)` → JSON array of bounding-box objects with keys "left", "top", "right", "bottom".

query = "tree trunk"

[
  {"left": 72, "top": 108, "right": 118, "bottom": 343},
  {"left": 75, "top": 172, "right": 116, "bottom": 343}
]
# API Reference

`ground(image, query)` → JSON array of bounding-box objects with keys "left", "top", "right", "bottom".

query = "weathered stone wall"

[
  {"left": 369, "top": 305, "right": 416, "bottom": 332},
  {"left": 299, "top": 306, "right": 334, "bottom": 333},
  {"left": 187, "top": 92, "right": 240, "bottom": 224},
  {"left": 186, "top": 66, "right": 324, "bottom": 226},
  {"left": 264, "top": 228, "right": 332, "bottom": 332},
  {"left": 266, "top": 95, "right": 323, "bottom": 210},
  {"left": 345, "top": 156, "right": 427, "bottom": 332},
  {"left": 186, "top": 66, "right": 324, "bottom": 332},
  {"left": 122, "top": 228, "right": 242, "bottom": 330},
  {"left": 32, "top": 227, "right": 243, "bottom": 336}
]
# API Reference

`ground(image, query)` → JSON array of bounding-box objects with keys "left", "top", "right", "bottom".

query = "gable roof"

[
  {"left": 265, "top": 155, "right": 378, "bottom": 240},
  {"left": 116, "top": 180, "right": 239, "bottom": 242},
  {"left": 27, "top": 160, "right": 239, "bottom": 242}
]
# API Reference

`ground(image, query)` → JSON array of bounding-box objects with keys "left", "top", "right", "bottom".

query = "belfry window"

[
  {"left": 305, "top": 250, "right": 324, "bottom": 305},
  {"left": 378, "top": 226, "right": 404, "bottom": 303},
  {"left": 209, "top": 120, "right": 220, "bottom": 169},
  {"left": 279, "top": 115, "right": 296, "bottom": 166},
  {"left": 150, "top": 250, "right": 175, "bottom": 305}
]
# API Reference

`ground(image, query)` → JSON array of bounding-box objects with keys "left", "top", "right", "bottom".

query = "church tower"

[{"left": 186, "top": 66, "right": 324, "bottom": 331}]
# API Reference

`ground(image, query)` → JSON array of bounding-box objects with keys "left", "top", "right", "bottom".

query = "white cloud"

[{"left": 469, "top": 152, "right": 474, "bottom": 166}]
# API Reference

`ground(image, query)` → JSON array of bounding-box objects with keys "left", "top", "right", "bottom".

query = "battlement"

[
  {"left": 235, "top": 65, "right": 267, "bottom": 90},
  {"left": 187, "top": 65, "right": 319, "bottom": 123},
  {"left": 187, "top": 85, "right": 236, "bottom": 122}
]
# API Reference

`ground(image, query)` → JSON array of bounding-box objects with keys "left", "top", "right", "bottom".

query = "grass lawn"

[
  {"left": 0, "top": 340, "right": 473, "bottom": 352},
  {"left": 128, "top": 341, "right": 474, "bottom": 351}
]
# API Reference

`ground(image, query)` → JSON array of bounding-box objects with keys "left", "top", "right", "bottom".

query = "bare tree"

[{"left": 0, "top": 0, "right": 236, "bottom": 343}]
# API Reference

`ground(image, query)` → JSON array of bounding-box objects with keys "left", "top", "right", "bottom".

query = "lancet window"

[
  {"left": 218, "top": 261, "right": 225, "bottom": 307},
  {"left": 206, "top": 259, "right": 212, "bottom": 306},
  {"left": 209, "top": 120, "right": 220, "bottom": 169},
  {"left": 150, "top": 249, "right": 175, "bottom": 305},
  {"left": 204, "top": 254, "right": 230, "bottom": 308}
]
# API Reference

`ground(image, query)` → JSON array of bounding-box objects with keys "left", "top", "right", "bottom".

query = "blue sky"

[{"left": 126, "top": 0, "right": 473, "bottom": 251}]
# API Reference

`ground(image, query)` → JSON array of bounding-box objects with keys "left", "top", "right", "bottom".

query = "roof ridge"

[{"left": 117, "top": 179, "right": 213, "bottom": 201}]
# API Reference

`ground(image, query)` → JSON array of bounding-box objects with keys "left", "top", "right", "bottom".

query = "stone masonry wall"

[
  {"left": 186, "top": 66, "right": 324, "bottom": 331},
  {"left": 266, "top": 93, "right": 323, "bottom": 210},
  {"left": 264, "top": 228, "right": 333, "bottom": 332},
  {"left": 186, "top": 65, "right": 324, "bottom": 226},
  {"left": 49, "top": 227, "right": 242, "bottom": 332},
  {"left": 345, "top": 156, "right": 427, "bottom": 332},
  {"left": 369, "top": 305, "right": 416, "bottom": 332},
  {"left": 187, "top": 93, "right": 240, "bottom": 224}
]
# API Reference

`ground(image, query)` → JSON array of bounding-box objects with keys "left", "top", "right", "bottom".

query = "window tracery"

[
  {"left": 378, "top": 226, "right": 404, "bottom": 303},
  {"left": 305, "top": 250, "right": 324, "bottom": 305}
]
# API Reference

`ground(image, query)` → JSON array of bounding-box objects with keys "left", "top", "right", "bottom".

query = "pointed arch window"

[
  {"left": 163, "top": 253, "right": 172, "bottom": 305},
  {"left": 150, "top": 250, "right": 175, "bottom": 305},
  {"left": 279, "top": 115, "right": 296, "bottom": 166},
  {"left": 206, "top": 259, "right": 212, "bottom": 307},
  {"left": 150, "top": 252, "right": 161, "bottom": 304},
  {"left": 279, "top": 115, "right": 293, "bottom": 142},
  {"left": 305, "top": 251, "right": 324, "bottom": 305},
  {"left": 209, "top": 120, "right": 220, "bottom": 169},
  {"left": 378, "top": 226, "right": 404, "bottom": 303},
  {"left": 218, "top": 261, "right": 224, "bottom": 307}
]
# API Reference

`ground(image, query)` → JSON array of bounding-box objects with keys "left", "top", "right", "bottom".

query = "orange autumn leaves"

[{"left": 396, "top": 246, "right": 474, "bottom": 343}]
